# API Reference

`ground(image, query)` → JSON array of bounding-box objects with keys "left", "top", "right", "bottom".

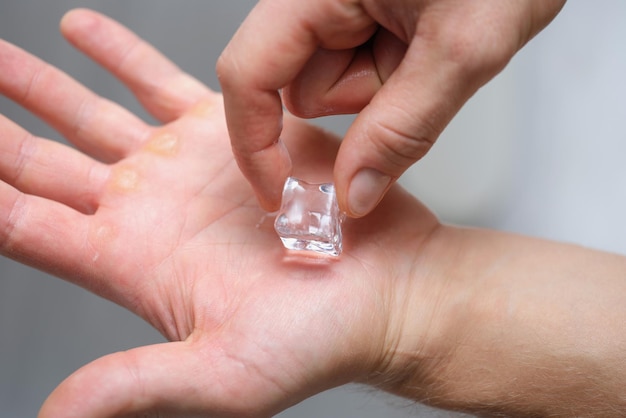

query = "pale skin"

[
  {"left": 0, "top": 8, "right": 625, "bottom": 418},
  {"left": 217, "top": 0, "right": 567, "bottom": 217}
]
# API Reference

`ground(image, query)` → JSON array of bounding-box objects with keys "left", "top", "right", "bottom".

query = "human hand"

[
  {"left": 5, "top": 8, "right": 625, "bottom": 418},
  {"left": 0, "top": 9, "right": 447, "bottom": 417},
  {"left": 217, "top": 0, "right": 566, "bottom": 216}
]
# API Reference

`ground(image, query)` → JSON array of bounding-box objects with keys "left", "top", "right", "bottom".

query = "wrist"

[
  {"left": 368, "top": 227, "right": 626, "bottom": 416},
  {"left": 360, "top": 224, "right": 462, "bottom": 401}
]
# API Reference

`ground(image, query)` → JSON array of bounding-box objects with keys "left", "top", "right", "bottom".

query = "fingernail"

[{"left": 348, "top": 168, "right": 391, "bottom": 217}]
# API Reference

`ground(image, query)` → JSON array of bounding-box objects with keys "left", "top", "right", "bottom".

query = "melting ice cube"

[{"left": 274, "top": 177, "right": 344, "bottom": 256}]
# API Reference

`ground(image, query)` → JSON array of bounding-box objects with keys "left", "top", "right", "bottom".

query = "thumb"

[
  {"left": 38, "top": 341, "right": 285, "bottom": 418},
  {"left": 334, "top": 39, "right": 486, "bottom": 218}
]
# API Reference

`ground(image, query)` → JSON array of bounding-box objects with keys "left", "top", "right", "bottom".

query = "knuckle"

[
  {"left": 11, "top": 132, "right": 34, "bottom": 187},
  {"left": 420, "top": 13, "right": 518, "bottom": 79},
  {"left": 215, "top": 55, "right": 230, "bottom": 85},
  {"left": 215, "top": 51, "right": 241, "bottom": 91},
  {"left": 0, "top": 192, "right": 25, "bottom": 254},
  {"left": 370, "top": 116, "right": 437, "bottom": 174}
]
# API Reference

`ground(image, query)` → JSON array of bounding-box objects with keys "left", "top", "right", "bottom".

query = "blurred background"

[{"left": 1, "top": 1, "right": 625, "bottom": 416}]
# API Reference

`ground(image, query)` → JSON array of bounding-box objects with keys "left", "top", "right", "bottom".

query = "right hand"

[{"left": 217, "top": 0, "right": 566, "bottom": 216}]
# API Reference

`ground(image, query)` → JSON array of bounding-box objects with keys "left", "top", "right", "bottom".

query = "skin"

[
  {"left": 217, "top": 0, "right": 566, "bottom": 217},
  {"left": 0, "top": 8, "right": 625, "bottom": 418}
]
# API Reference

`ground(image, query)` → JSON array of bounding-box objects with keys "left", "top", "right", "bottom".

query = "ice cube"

[{"left": 274, "top": 177, "right": 344, "bottom": 256}]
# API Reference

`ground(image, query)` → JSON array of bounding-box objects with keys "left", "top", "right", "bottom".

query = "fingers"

[
  {"left": 0, "top": 114, "right": 108, "bottom": 214},
  {"left": 0, "top": 181, "right": 94, "bottom": 283},
  {"left": 220, "top": 0, "right": 566, "bottom": 217},
  {"left": 0, "top": 39, "right": 148, "bottom": 163},
  {"left": 283, "top": 28, "right": 407, "bottom": 117},
  {"left": 333, "top": 0, "right": 541, "bottom": 217},
  {"left": 39, "top": 343, "right": 196, "bottom": 418},
  {"left": 0, "top": 115, "right": 113, "bottom": 288},
  {"left": 217, "top": 0, "right": 376, "bottom": 210},
  {"left": 283, "top": 47, "right": 382, "bottom": 118},
  {"left": 328, "top": 1, "right": 567, "bottom": 217},
  {"left": 38, "top": 341, "right": 284, "bottom": 418},
  {"left": 334, "top": 35, "right": 483, "bottom": 217},
  {"left": 61, "top": 9, "right": 216, "bottom": 123},
  {"left": 0, "top": 8, "right": 216, "bottom": 163}
]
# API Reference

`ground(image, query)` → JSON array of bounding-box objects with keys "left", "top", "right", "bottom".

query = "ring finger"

[{"left": 0, "top": 39, "right": 150, "bottom": 162}]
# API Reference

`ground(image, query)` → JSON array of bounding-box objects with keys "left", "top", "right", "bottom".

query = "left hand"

[
  {"left": 0, "top": 9, "right": 449, "bottom": 417},
  {"left": 5, "top": 9, "right": 626, "bottom": 417}
]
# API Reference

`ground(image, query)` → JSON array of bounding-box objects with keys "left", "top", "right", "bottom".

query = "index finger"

[{"left": 216, "top": 0, "right": 375, "bottom": 210}]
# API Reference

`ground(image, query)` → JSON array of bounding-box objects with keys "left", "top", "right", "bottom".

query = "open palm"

[{"left": 0, "top": 9, "right": 443, "bottom": 417}]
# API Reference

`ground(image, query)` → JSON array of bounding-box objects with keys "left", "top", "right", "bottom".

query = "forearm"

[{"left": 380, "top": 226, "right": 626, "bottom": 416}]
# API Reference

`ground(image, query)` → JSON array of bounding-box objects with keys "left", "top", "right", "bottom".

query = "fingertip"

[
  {"left": 39, "top": 343, "right": 200, "bottom": 418},
  {"left": 251, "top": 169, "right": 290, "bottom": 213},
  {"left": 59, "top": 8, "right": 80, "bottom": 27},
  {"left": 257, "top": 189, "right": 283, "bottom": 213},
  {"left": 339, "top": 167, "right": 392, "bottom": 218},
  {"left": 232, "top": 136, "right": 292, "bottom": 213},
  {"left": 60, "top": 8, "right": 91, "bottom": 29},
  {"left": 60, "top": 8, "right": 99, "bottom": 40},
  {"left": 44, "top": 349, "right": 142, "bottom": 418}
]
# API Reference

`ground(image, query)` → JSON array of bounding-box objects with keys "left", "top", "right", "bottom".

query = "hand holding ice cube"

[
  {"left": 217, "top": 0, "right": 566, "bottom": 217},
  {"left": 0, "top": 9, "right": 443, "bottom": 417},
  {"left": 2, "top": 8, "right": 626, "bottom": 418}
]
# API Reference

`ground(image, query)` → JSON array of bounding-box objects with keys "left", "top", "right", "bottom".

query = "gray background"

[{"left": 1, "top": 1, "right": 625, "bottom": 417}]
